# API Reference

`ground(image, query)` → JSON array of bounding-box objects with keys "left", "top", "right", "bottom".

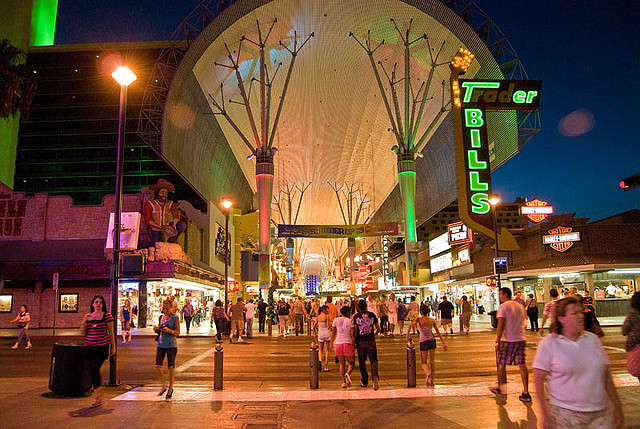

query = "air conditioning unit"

[{"left": 120, "top": 254, "right": 146, "bottom": 276}]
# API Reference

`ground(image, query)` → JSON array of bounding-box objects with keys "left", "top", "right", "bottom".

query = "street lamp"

[
  {"left": 488, "top": 194, "right": 501, "bottom": 289},
  {"left": 221, "top": 197, "right": 233, "bottom": 312},
  {"left": 109, "top": 65, "right": 136, "bottom": 386}
]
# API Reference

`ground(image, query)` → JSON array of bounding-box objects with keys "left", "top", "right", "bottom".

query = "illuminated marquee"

[
  {"left": 453, "top": 78, "right": 542, "bottom": 237},
  {"left": 542, "top": 226, "right": 580, "bottom": 252},
  {"left": 447, "top": 221, "right": 473, "bottom": 246},
  {"left": 520, "top": 199, "right": 553, "bottom": 223}
]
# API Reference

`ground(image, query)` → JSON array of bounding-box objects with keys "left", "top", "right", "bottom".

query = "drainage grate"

[
  {"left": 241, "top": 404, "right": 284, "bottom": 411},
  {"left": 233, "top": 413, "right": 282, "bottom": 421},
  {"left": 241, "top": 424, "right": 280, "bottom": 429}
]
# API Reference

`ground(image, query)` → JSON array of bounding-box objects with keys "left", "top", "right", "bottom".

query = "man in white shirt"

[
  {"left": 244, "top": 299, "right": 256, "bottom": 338},
  {"left": 491, "top": 287, "right": 531, "bottom": 402}
]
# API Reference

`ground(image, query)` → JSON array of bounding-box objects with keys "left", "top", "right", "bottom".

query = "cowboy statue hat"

[{"left": 150, "top": 178, "right": 175, "bottom": 193}]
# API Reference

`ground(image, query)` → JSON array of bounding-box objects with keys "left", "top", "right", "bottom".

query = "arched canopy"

[{"left": 162, "top": 0, "right": 518, "bottom": 254}]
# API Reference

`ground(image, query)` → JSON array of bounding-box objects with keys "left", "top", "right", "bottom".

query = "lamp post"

[
  {"left": 109, "top": 66, "right": 136, "bottom": 386},
  {"left": 488, "top": 194, "right": 501, "bottom": 289},
  {"left": 221, "top": 198, "right": 233, "bottom": 312}
]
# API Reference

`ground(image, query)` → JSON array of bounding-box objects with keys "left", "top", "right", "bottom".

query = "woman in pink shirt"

[{"left": 331, "top": 306, "right": 355, "bottom": 388}]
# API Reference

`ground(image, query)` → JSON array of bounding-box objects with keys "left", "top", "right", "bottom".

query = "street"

[{"left": 1, "top": 326, "right": 638, "bottom": 428}]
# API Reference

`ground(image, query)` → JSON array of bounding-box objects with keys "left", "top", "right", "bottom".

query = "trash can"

[
  {"left": 489, "top": 311, "right": 498, "bottom": 328},
  {"left": 49, "top": 342, "right": 92, "bottom": 396}
]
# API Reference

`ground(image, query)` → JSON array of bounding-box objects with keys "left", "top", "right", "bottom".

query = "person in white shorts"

[
  {"left": 314, "top": 305, "right": 331, "bottom": 372},
  {"left": 386, "top": 293, "right": 399, "bottom": 336}
]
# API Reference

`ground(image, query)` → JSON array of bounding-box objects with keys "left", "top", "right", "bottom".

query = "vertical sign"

[
  {"left": 453, "top": 79, "right": 542, "bottom": 238},
  {"left": 52, "top": 273, "right": 59, "bottom": 337}
]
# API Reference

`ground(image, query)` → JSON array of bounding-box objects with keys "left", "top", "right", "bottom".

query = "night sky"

[{"left": 54, "top": 0, "right": 640, "bottom": 222}]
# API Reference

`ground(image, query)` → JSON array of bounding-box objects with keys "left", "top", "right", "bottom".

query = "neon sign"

[
  {"left": 542, "top": 226, "right": 580, "bottom": 252},
  {"left": 453, "top": 78, "right": 542, "bottom": 237},
  {"left": 520, "top": 199, "right": 553, "bottom": 223}
]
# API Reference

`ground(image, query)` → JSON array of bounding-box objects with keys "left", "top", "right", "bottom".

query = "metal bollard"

[
  {"left": 406, "top": 340, "right": 416, "bottom": 388},
  {"left": 214, "top": 343, "right": 224, "bottom": 391},
  {"left": 309, "top": 341, "right": 319, "bottom": 389}
]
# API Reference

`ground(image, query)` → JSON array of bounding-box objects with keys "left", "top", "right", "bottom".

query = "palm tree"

[{"left": 0, "top": 39, "right": 36, "bottom": 120}]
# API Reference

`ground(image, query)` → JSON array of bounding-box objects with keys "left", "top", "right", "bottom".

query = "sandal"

[
  {"left": 345, "top": 373, "right": 352, "bottom": 387},
  {"left": 158, "top": 387, "right": 167, "bottom": 396},
  {"left": 90, "top": 400, "right": 103, "bottom": 408}
]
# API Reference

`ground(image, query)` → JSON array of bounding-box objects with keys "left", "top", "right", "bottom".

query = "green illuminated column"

[
  {"left": 30, "top": 0, "right": 58, "bottom": 46},
  {"left": 398, "top": 157, "right": 418, "bottom": 286}
]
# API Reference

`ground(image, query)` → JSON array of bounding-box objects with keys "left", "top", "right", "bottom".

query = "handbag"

[{"left": 627, "top": 344, "right": 640, "bottom": 377}]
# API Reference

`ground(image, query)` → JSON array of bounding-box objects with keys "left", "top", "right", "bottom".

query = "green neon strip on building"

[
  {"left": 398, "top": 170, "right": 417, "bottom": 243},
  {"left": 30, "top": 0, "right": 58, "bottom": 46}
]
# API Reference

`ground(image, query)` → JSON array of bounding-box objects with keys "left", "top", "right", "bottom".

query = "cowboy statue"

[{"left": 143, "top": 179, "right": 186, "bottom": 246}]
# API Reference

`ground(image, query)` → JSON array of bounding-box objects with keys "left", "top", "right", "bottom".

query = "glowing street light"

[
  {"left": 489, "top": 194, "right": 501, "bottom": 290},
  {"left": 111, "top": 66, "right": 137, "bottom": 87},
  {"left": 221, "top": 197, "right": 233, "bottom": 312},
  {"left": 108, "top": 65, "right": 136, "bottom": 386}
]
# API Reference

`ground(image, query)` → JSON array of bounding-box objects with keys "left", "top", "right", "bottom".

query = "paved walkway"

[{"left": 0, "top": 314, "right": 627, "bottom": 339}]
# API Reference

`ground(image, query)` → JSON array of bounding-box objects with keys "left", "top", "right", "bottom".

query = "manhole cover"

[{"left": 269, "top": 352, "right": 290, "bottom": 355}]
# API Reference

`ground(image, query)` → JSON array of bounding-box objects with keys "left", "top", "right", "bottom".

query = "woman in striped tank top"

[{"left": 82, "top": 295, "right": 116, "bottom": 408}]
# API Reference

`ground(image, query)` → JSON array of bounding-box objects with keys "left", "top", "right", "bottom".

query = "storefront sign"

[
  {"left": 277, "top": 222, "right": 398, "bottom": 238},
  {"left": 595, "top": 290, "right": 605, "bottom": 300},
  {"left": 430, "top": 252, "right": 452, "bottom": 273},
  {"left": 542, "top": 226, "right": 580, "bottom": 252},
  {"left": 520, "top": 199, "right": 553, "bottom": 223},
  {"left": 453, "top": 79, "right": 542, "bottom": 239},
  {"left": 429, "top": 232, "right": 451, "bottom": 256},
  {"left": 447, "top": 222, "right": 473, "bottom": 245},
  {"left": 457, "top": 247, "right": 471, "bottom": 265}
]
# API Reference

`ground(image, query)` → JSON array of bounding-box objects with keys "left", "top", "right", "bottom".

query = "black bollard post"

[
  {"left": 214, "top": 343, "right": 224, "bottom": 391},
  {"left": 309, "top": 341, "right": 319, "bottom": 389},
  {"left": 406, "top": 340, "right": 416, "bottom": 388}
]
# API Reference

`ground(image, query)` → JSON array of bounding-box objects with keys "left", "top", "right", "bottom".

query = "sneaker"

[
  {"left": 238, "top": 337, "right": 244, "bottom": 343},
  {"left": 489, "top": 387, "right": 506, "bottom": 397},
  {"left": 519, "top": 393, "right": 532, "bottom": 403}
]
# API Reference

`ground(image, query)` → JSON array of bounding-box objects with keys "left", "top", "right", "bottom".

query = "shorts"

[
  {"left": 407, "top": 311, "right": 418, "bottom": 321},
  {"left": 420, "top": 338, "right": 437, "bottom": 351},
  {"left": 278, "top": 315, "right": 289, "bottom": 324},
  {"left": 388, "top": 314, "right": 398, "bottom": 324},
  {"left": 155, "top": 347, "right": 177, "bottom": 368},
  {"left": 440, "top": 318, "right": 452, "bottom": 326},
  {"left": 549, "top": 403, "right": 611, "bottom": 428},
  {"left": 334, "top": 343, "right": 355, "bottom": 357},
  {"left": 318, "top": 331, "right": 331, "bottom": 343},
  {"left": 497, "top": 340, "right": 526, "bottom": 365},
  {"left": 122, "top": 320, "right": 131, "bottom": 331},
  {"left": 231, "top": 319, "right": 244, "bottom": 333}
]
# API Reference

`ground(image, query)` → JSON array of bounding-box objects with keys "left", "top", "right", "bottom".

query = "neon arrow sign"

[{"left": 452, "top": 77, "right": 542, "bottom": 237}]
